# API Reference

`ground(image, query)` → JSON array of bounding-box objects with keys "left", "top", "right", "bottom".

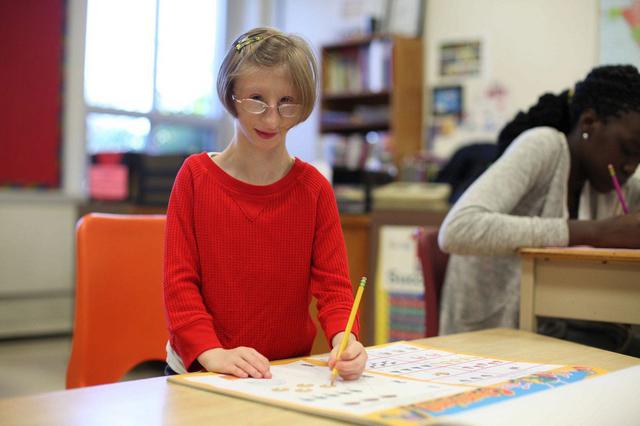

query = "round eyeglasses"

[{"left": 232, "top": 95, "right": 301, "bottom": 118}]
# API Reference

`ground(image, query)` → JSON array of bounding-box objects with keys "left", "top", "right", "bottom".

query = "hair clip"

[{"left": 235, "top": 35, "right": 263, "bottom": 52}]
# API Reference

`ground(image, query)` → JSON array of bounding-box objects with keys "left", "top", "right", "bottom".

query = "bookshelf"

[{"left": 320, "top": 35, "right": 424, "bottom": 167}]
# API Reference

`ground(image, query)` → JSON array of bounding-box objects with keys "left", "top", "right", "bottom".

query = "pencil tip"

[{"left": 330, "top": 369, "right": 338, "bottom": 386}]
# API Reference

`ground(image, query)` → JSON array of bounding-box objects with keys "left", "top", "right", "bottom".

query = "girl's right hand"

[
  {"left": 570, "top": 212, "right": 640, "bottom": 248},
  {"left": 197, "top": 347, "right": 272, "bottom": 379}
]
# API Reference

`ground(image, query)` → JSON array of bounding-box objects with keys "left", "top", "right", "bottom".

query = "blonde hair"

[{"left": 217, "top": 27, "right": 318, "bottom": 123}]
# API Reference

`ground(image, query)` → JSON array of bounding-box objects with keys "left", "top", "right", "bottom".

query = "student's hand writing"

[
  {"left": 328, "top": 332, "right": 368, "bottom": 381},
  {"left": 197, "top": 347, "right": 272, "bottom": 379},
  {"left": 569, "top": 212, "right": 640, "bottom": 248}
]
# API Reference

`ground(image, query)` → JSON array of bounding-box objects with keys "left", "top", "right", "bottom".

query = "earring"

[{"left": 582, "top": 132, "right": 589, "bottom": 140}]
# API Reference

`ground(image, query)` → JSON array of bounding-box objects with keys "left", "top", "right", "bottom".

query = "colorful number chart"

[
  {"left": 169, "top": 341, "right": 604, "bottom": 425},
  {"left": 364, "top": 342, "right": 563, "bottom": 386}
]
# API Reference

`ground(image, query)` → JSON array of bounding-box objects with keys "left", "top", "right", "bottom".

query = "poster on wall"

[
  {"left": 439, "top": 40, "right": 481, "bottom": 77},
  {"left": 382, "top": 0, "right": 425, "bottom": 37},
  {"left": 374, "top": 225, "right": 425, "bottom": 343},
  {"left": 432, "top": 85, "right": 464, "bottom": 119},
  {"left": 599, "top": 0, "right": 640, "bottom": 70}
]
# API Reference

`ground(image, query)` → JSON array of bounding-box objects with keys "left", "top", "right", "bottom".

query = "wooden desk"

[
  {"left": 519, "top": 247, "right": 640, "bottom": 331},
  {"left": 2, "top": 328, "right": 638, "bottom": 425}
]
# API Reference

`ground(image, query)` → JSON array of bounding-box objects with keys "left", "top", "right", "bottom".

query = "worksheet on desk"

[
  {"left": 311, "top": 341, "right": 562, "bottom": 387},
  {"left": 363, "top": 342, "right": 562, "bottom": 386},
  {"left": 182, "top": 359, "right": 465, "bottom": 416},
  {"left": 174, "top": 342, "right": 604, "bottom": 424}
]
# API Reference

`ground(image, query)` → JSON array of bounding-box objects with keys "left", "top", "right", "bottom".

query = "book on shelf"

[
  {"left": 324, "top": 38, "right": 392, "bottom": 95},
  {"left": 321, "top": 36, "right": 423, "bottom": 168}
]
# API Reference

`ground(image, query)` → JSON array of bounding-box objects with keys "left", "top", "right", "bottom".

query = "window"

[{"left": 84, "top": 0, "right": 226, "bottom": 155}]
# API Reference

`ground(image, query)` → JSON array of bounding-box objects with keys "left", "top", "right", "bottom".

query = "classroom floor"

[{"left": 0, "top": 335, "right": 165, "bottom": 399}]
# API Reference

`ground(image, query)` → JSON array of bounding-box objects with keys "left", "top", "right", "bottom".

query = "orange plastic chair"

[
  {"left": 66, "top": 213, "right": 169, "bottom": 389},
  {"left": 416, "top": 227, "right": 449, "bottom": 337}
]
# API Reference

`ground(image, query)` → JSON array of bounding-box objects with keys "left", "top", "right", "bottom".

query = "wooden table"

[
  {"left": 2, "top": 328, "right": 639, "bottom": 425},
  {"left": 519, "top": 247, "right": 640, "bottom": 331}
]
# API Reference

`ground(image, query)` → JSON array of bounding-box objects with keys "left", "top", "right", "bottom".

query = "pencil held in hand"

[
  {"left": 330, "top": 276, "right": 366, "bottom": 386},
  {"left": 608, "top": 164, "right": 630, "bottom": 214}
]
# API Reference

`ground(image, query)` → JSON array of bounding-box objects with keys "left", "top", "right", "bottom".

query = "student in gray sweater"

[{"left": 438, "top": 65, "right": 640, "bottom": 338}]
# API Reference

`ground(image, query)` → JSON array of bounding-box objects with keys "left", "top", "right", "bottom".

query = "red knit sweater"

[{"left": 163, "top": 153, "right": 358, "bottom": 371}]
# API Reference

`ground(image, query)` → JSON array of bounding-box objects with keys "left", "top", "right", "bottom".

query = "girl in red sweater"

[{"left": 163, "top": 27, "right": 367, "bottom": 382}]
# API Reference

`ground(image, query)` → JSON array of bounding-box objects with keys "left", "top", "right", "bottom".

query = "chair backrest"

[
  {"left": 416, "top": 227, "right": 449, "bottom": 337},
  {"left": 66, "top": 213, "right": 169, "bottom": 389},
  {"left": 435, "top": 143, "right": 497, "bottom": 203}
]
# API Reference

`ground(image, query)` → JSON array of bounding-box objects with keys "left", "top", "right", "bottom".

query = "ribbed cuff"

[
  {"left": 173, "top": 319, "right": 221, "bottom": 372},
  {"left": 325, "top": 315, "right": 360, "bottom": 349}
]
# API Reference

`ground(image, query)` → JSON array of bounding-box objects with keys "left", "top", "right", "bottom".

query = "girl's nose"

[{"left": 262, "top": 105, "right": 281, "bottom": 125}]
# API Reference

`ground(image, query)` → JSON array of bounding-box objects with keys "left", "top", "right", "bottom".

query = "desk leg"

[{"left": 519, "top": 258, "right": 536, "bottom": 332}]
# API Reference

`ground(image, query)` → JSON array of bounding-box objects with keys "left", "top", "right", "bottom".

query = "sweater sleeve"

[
  {"left": 310, "top": 178, "right": 359, "bottom": 346},
  {"left": 163, "top": 159, "right": 221, "bottom": 371},
  {"left": 439, "top": 128, "right": 570, "bottom": 256}
]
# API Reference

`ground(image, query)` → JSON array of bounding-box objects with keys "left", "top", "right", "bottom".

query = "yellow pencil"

[{"left": 330, "top": 276, "right": 366, "bottom": 386}]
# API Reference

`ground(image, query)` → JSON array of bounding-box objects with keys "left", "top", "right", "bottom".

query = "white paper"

[
  {"left": 365, "top": 342, "right": 561, "bottom": 386},
  {"left": 185, "top": 359, "right": 464, "bottom": 416}
]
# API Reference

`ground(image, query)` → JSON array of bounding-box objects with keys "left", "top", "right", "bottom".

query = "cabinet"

[{"left": 320, "top": 35, "right": 424, "bottom": 167}]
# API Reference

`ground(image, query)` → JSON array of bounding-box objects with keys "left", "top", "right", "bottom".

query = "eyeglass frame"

[{"left": 231, "top": 95, "right": 302, "bottom": 118}]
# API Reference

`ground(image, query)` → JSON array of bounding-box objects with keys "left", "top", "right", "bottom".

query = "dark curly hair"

[{"left": 496, "top": 64, "right": 640, "bottom": 158}]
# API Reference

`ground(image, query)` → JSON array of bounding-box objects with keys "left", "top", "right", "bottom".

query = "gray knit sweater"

[{"left": 438, "top": 127, "right": 640, "bottom": 334}]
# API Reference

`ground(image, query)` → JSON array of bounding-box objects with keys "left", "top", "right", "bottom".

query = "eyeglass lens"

[{"left": 237, "top": 98, "right": 300, "bottom": 117}]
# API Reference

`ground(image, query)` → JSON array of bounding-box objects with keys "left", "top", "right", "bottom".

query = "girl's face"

[
  {"left": 232, "top": 65, "right": 300, "bottom": 152},
  {"left": 581, "top": 110, "right": 640, "bottom": 192}
]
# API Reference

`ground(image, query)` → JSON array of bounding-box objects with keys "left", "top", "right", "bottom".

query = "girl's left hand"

[{"left": 327, "top": 332, "right": 368, "bottom": 381}]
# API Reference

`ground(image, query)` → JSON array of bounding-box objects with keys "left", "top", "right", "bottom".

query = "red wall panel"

[{"left": 0, "top": 0, "right": 65, "bottom": 187}]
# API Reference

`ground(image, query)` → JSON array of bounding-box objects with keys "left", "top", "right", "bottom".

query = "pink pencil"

[{"left": 608, "top": 164, "right": 629, "bottom": 214}]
